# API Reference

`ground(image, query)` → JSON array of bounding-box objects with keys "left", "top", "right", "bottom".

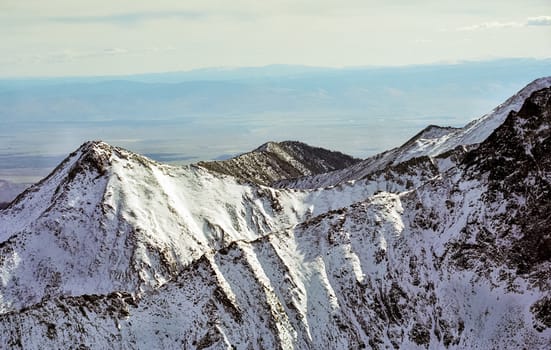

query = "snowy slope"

[
  {"left": 0, "top": 141, "right": 379, "bottom": 314},
  {"left": 276, "top": 77, "right": 551, "bottom": 189},
  {"left": 0, "top": 80, "right": 550, "bottom": 349},
  {"left": 1, "top": 162, "right": 549, "bottom": 348}
]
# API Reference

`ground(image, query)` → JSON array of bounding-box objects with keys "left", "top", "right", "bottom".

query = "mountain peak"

[
  {"left": 254, "top": 140, "right": 313, "bottom": 153},
  {"left": 69, "top": 141, "right": 114, "bottom": 178},
  {"left": 79, "top": 140, "right": 108, "bottom": 149},
  {"left": 523, "top": 76, "right": 551, "bottom": 91},
  {"left": 2, "top": 78, "right": 551, "bottom": 349},
  {"left": 76, "top": 140, "right": 114, "bottom": 154},
  {"left": 199, "top": 140, "right": 360, "bottom": 185},
  {"left": 253, "top": 140, "right": 280, "bottom": 152}
]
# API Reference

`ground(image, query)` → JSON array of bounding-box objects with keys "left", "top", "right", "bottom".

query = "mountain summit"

[
  {"left": 198, "top": 140, "right": 360, "bottom": 186},
  {"left": 0, "top": 78, "right": 550, "bottom": 349}
]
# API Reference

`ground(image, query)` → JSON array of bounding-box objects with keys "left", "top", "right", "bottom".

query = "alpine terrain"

[
  {"left": 198, "top": 141, "right": 361, "bottom": 186},
  {"left": 0, "top": 77, "right": 550, "bottom": 349}
]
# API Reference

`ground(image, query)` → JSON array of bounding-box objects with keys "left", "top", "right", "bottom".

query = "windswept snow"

[{"left": 1, "top": 79, "right": 550, "bottom": 349}]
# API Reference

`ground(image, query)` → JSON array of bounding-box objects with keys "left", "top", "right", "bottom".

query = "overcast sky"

[{"left": 1, "top": 0, "right": 550, "bottom": 77}]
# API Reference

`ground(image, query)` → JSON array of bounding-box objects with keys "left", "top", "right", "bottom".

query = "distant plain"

[{"left": 1, "top": 58, "right": 549, "bottom": 183}]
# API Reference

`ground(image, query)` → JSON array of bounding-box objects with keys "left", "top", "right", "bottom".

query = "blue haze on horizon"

[{"left": 0, "top": 58, "right": 550, "bottom": 183}]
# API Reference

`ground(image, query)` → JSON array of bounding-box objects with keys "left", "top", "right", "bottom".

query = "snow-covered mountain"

[
  {"left": 198, "top": 141, "right": 360, "bottom": 186},
  {"left": 275, "top": 77, "right": 551, "bottom": 189},
  {"left": 0, "top": 78, "right": 550, "bottom": 349}
]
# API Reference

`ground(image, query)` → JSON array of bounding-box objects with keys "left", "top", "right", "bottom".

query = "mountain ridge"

[
  {"left": 1, "top": 78, "right": 550, "bottom": 349},
  {"left": 274, "top": 76, "right": 551, "bottom": 189},
  {"left": 198, "top": 140, "right": 360, "bottom": 186}
]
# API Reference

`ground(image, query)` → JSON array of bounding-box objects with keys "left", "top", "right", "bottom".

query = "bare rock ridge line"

[
  {"left": 0, "top": 77, "right": 550, "bottom": 349},
  {"left": 197, "top": 140, "right": 361, "bottom": 186}
]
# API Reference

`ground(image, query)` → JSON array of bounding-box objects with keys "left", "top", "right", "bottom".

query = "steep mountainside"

[
  {"left": 0, "top": 142, "right": 374, "bottom": 315},
  {"left": 0, "top": 80, "right": 550, "bottom": 349},
  {"left": 198, "top": 141, "right": 360, "bottom": 186},
  {"left": 276, "top": 77, "right": 551, "bottom": 189},
  {"left": 462, "top": 87, "right": 551, "bottom": 274}
]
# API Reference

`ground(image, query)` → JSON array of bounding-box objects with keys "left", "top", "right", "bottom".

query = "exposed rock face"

[
  {"left": 463, "top": 87, "right": 551, "bottom": 274},
  {"left": 0, "top": 78, "right": 550, "bottom": 349},
  {"left": 198, "top": 140, "right": 360, "bottom": 186}
]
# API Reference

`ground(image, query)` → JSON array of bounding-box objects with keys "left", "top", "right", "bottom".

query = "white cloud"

[
  {"left": 458, "top": 21, "right": 522, "bottom": 31},
  {"left": 526, "top": 16, "right": 551, "bottom": 26},
  {"left": 1, "top": 1, "right": 550, "bottom": 77},
  {"left": 411, "top": 38, "right": 433, "bottom": 44},
  {"left": 2, "top": 47, "right": 176, "bottom": 66},
  {"left": 458, "top": 15, "right": 551, "bottom": 31},
  {"left": 50, "top": 11, "right": 206, "bottom": 25}
]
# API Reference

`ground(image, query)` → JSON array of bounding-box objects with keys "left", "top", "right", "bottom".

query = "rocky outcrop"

[{"left": 198, "top": 141, "right": 360, "bottom": 186}]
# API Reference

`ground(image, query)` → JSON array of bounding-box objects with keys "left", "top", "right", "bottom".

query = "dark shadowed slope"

[{"left": 198, "top": 140, "right": 360, "bottom": 185}]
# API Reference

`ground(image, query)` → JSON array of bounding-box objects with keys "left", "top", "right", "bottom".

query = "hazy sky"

[{"left": 1, "top": 1, "right": 550, "bottom": 77}]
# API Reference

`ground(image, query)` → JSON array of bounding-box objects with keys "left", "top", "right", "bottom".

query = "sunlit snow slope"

[{"left": 0, "top": 78, "right": 550, "bottom": 349}]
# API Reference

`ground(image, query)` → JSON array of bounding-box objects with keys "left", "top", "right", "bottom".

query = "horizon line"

[{"left": 1, "top": 56, "right": 550, "bottom": 81}]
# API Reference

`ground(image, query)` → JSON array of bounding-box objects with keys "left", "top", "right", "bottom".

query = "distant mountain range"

[
  {"left": 0, "top": 77, "right": 550, "bottom": 349},
  {"left": 1, "top": 58, "right": 550, "bottom": 173}
]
